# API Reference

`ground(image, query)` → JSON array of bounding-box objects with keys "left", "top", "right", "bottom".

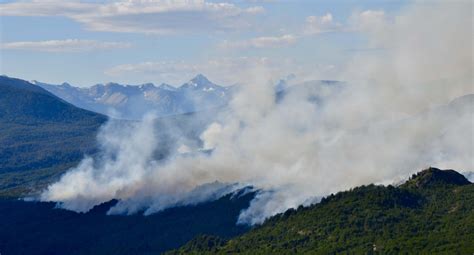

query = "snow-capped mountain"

[
  {"left": 33, "top": 74, "right": 232, "bottom": 120},
  {"left": 33, "top": 74, "right": 345, "bottom": 120}
]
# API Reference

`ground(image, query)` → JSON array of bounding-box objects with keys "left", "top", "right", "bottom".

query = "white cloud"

[
  {"left": 105, "top": 61, "right": 199, "bottom": 84},
  {"left": 245, "top": 6, "right": 265, "bottom": 14},
  {"left": 245, "top": 0, "right": 276, "bottom": 2},
  {"left": 0, "top": 1, "right": 94, "bottom": 16},
  {"left": 349, "top": 10, "right": 386, "bottom": 33},
  {"left": 304, "top": 13, "right": 342, "bottom": 35},
  {"left": 0, "top": 39, "right": 131, "bottom": 52},
  {"left": 0, "top": 0, "right": 264, "bottom": 34},
  {"left": 303, "top": 10, "right": 386, "bottom": 36},
  {"left": 220, "top": 34, "right": 296, "bottom": 49},
  {"left": 104, "top": 57, "right": 336, "bottom": 85}
]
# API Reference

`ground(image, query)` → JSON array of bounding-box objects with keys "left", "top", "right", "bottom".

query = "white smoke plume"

[{"left": 40, "top": 1, "right": 473, "bottom": 224}]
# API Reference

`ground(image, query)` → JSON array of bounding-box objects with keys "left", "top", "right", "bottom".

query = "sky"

[{"left": 0, "top": 0, "right": 424, "bottom": 87}]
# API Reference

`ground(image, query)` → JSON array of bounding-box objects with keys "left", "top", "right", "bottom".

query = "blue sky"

[{"left": 0, "top": 0, "right": 411, "bottom": 87}]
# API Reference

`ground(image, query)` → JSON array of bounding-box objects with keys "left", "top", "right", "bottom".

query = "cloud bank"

[
  {"left": 40, "top": 1, "right": 473, "bottom": 225},
  {"left": 1, "top": 39, "right": 131, "bottom": 52},
  {"left": 220, "top": 34, "right": 297, "bottom": 49},
  {"left": 304, "top": 13, "right": 342, "bottom": 35},
  {"left": 104, "top": 57, "right": 325, "bottom": 86},
  {"left": 0, "top": 0, "right": 263, "bottom": 34}
]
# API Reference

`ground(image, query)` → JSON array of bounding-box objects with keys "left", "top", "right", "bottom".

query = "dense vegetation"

[
  {"left": 170, "top": 168, "right": 474, "bottom": 254},
  {"left": 0, "top": 76, "right": 107, "bottom": 197},
  {"left": 0, "top": 189, "right": 254, "bottom": 255}
]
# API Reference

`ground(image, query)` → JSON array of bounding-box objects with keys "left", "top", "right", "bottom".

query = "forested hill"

[
  {"left": 0, "top": 75, "right": 106, "bottom": 123},
  {"left": 170, "top": 168, "right": 474, "bottom": 254},
  {"left": 0, "top": 76, "right": 107, "bottom": 197}
]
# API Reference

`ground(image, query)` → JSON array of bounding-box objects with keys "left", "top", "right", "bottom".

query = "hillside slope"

[
  {"left": 170, "top": 168, "right": 474, "bottom": 254},
  {"left": 0, "top": 76, "right": 107, "bottom": 197}
]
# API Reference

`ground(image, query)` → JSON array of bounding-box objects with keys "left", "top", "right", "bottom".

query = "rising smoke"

[{"left": 40, "top": 1, "right": 473, "bottom": 224}]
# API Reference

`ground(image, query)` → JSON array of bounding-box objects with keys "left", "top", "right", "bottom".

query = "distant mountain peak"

[
  {"left": 158, "top": 83, "right": 177, "bottom": 91},
  {"left": 403, "top": 167, "right": 471, "bottom": 188},
  {"left": 186, "top": 74, "right": 213, "bottom": 88},
  {"left": 104, "top": 82, "right": 121, "bottom": 87},
  {"left": 179, "top": 74, "right": 222, "bottom": 91},
  {"left": 191, "top": 74, "right": 210, "bottom": 84},
  {"left": 138, "top": 83, "right": 156, "bottom": 90}
]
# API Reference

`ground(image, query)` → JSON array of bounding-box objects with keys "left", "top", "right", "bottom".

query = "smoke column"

[{"left": 40, "top": 1, "right": 473, "bottom": 224}]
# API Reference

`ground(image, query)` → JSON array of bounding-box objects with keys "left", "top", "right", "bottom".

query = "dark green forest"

[
  {"left": 0, "top": 190, "right": 254, "bottom": 255},
  {"left": 170, "top": 168, "right": 474, "bottom": 254}
]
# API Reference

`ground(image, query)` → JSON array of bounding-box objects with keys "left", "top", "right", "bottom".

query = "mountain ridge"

[
  {"left": 33, "top": 74, "right": 232, "bottom": 120},
  {"left": 402, "top": 167, "right": 471, "bottom": 188},
  {"left": 169, "top": 168, "right": 474, "bottom": 254}
]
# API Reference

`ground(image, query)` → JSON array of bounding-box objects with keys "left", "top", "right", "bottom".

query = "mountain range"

[
  {"left": 33, "top": 74, "right": 347, "bottom": 120},
  {"left": 33, "top": 74, "right": 232, "bottom": 120}
]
